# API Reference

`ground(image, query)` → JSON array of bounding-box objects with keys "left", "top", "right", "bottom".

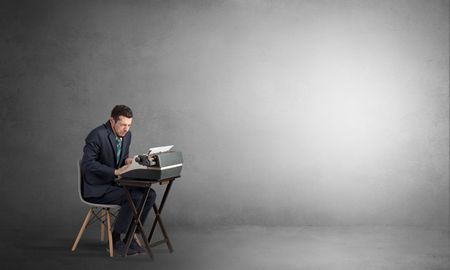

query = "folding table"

[{"left": 115, "top": 177, "right": 178, "bottom": 259}]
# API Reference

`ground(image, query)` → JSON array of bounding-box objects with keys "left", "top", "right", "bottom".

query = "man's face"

[{"left": 110, "top": 116, "right": 132, "bottom": 138}]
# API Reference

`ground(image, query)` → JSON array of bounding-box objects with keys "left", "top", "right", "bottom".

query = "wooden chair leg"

[
  {"left": 100, "top": 208, "right": 105, "bottom": 242},
  {"left": 106, "top": 209, "right": 114, "bottom": 257},
  {"left": 71, "top": 208, "right": 93, "bottom": 251}
]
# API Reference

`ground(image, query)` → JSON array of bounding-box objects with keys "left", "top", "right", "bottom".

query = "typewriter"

[{"left": 120, "top": 146, "right": 183, "bottom": 181}]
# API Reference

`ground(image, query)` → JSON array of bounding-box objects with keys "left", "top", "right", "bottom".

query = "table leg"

[
  {"left": 123, "top": 186, "right": 154, "bottom": 259},
  {"left": 148, "top": 180, "right": 174, "bottom": 252}
]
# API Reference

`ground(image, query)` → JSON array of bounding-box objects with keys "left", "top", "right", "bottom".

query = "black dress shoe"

[
  {"left": 129, "top": 239, "right": 146, "bottom": 254},
  {"left": 107, "top": 240, "right": 137, "bottom": 256}
]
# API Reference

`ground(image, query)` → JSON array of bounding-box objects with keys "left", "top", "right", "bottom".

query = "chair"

[{"left": 71, "top": 160, "right": 120, "bottom": 257}]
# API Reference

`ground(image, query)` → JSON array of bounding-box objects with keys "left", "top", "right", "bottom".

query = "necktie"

[{"left": 115, "top": 137, "right": 122, "bottom": 165}]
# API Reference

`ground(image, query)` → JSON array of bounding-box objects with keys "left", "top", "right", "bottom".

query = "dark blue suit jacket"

[{"left": 81, "top": 121, "right": 131, "bottom": 198}]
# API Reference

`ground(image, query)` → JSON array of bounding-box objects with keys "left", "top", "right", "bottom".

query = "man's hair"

[{"left": 111, "top": 105, "right": 133, "bottom": 121}]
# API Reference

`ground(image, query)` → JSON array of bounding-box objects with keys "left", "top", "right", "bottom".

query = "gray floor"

[{"left": 1, "top": 225, "right": 449, "bottom": 270}]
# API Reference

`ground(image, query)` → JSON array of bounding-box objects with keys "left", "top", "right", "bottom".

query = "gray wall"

[{"left": 1, "top": 0, "right": 448, "bottom": 227}]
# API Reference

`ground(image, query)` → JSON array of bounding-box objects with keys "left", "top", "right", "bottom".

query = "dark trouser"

[{"left": 88, "top": 186, "right": 156, "bottom": 236}]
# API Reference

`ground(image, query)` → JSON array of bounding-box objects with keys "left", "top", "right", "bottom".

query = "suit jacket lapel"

[
  {"left": 106, "top": 121, "right": 119, "bottom": 167},
  {"left": 119, "top": 133, "right": 130, "bottom": 165},
  {"left": 105, "top": 121, "right": 131, "bottom": 167}
]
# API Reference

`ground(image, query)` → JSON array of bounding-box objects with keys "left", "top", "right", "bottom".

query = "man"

[{"left": 81, "top": 105, "right": 156, "bottom": 255}]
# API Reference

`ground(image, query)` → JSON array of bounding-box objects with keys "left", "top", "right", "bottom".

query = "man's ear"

[{"left": 109, "top": 117, "right": 115, "bottom": 126}]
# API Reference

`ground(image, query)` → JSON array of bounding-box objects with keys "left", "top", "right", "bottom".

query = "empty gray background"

[{"left": 1, "top": 0, "right": 448, "bottom": 229}]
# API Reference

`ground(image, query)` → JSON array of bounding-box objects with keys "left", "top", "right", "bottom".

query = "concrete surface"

[{"left": 2, "top": 225, "right": 449, "bottom": 270}]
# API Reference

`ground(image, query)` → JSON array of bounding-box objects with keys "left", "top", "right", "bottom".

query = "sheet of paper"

[{"left": 147, "top": 145, "right": 173, "bottom": 155}]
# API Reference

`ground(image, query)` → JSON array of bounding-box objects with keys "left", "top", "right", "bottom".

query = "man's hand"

[
  {"left": 114, "top": 164, "right": 131, "bottom": 176},
  {"left": 125, "top": 157, "right": 133, "bottom": 165}
]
